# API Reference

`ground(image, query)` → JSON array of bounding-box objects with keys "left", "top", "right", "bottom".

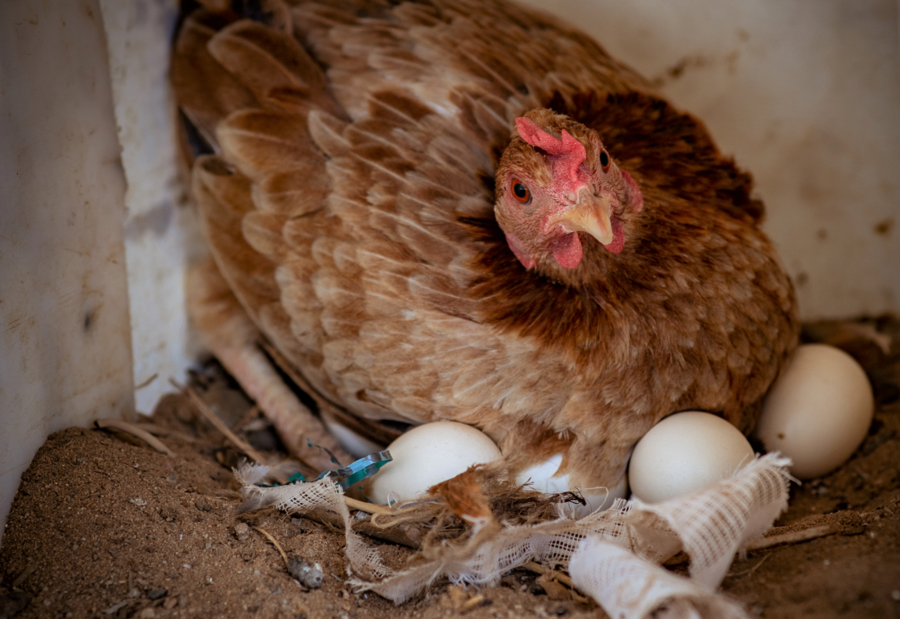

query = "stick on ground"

[
  {"left": 171, "top": 378, "right": 268, "bottom": 465},
  {"left": 253, "top": 527, "right": 289, "bottom": 568},
  {"left": 94, "top": 418, "right": 174, "bottom": 457}
]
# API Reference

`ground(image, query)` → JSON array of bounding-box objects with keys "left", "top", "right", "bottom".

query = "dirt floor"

[{"left": 1, "top": 316, "right": 899, "bottom": 619}]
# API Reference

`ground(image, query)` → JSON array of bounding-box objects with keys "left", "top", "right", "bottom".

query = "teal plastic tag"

[{"left": 316, "top": 450, "right": 392, "bottom": 490}]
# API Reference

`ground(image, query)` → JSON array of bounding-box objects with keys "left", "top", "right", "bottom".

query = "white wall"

[
  {"left": 1, "top": 0, "right": 898, "bottom": 543},
  {"left": 0, "top": 0, "right": 135, "bottom": 542},
  {"left": 100, "top": 0, "right": 204, "bottom": 417}
]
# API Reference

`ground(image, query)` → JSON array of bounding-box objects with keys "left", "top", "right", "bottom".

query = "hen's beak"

[{"left": 547, "top": 193, "right": 614, "bottom": 246}]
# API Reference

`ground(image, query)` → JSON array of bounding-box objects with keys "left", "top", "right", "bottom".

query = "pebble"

[
  {"left": 234, "top": 522, "right": 251, "bottom": 542},
  {"left": 194, "top": 497, "right": 215, "bottom": 512},
  {"left": 289, "top": 557, "right": 324, "bottom": 589},
  {"left": 103, "top": 600, "right": 129, "bottom": 614}
]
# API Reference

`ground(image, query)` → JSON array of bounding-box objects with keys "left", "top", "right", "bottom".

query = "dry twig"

[
  {"left": 745, "top": 523, "right": 839, "bottom": 551},
  {"left": 94, "top": 418, "right": 174, "bottom": 457},
  {"left": 134, "top": 421, "right": 198, "bottom": 443},
  {"left": 172, "top": 378, "right": 268, "bottom": 465},
  {"left": 11, "top": 563, "right": 37, "bottom": 589},
  {"left": 253, "top": 526, "right": 289, "bottom": 568},
  {"left": 134, "top": 373, "right": 159, "bottom": 391},
  {"left": 173, "top": 379, "right": 396, "bottom": 520},
  {"left": 522, "top": 561, "right": 575, "bottom": 588},
  {"left": 727, "top": 554, "right": 770, "bottom": 578},
  {"left": 345, "top": 497, "right": 393, "bottom": 516}
]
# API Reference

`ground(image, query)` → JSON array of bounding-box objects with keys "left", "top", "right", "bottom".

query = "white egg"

[
  {"left": 365, "top": 421, "right": 502, "bottom": 505},
  {"left": 515, "top": 454, "right": 628, "bottom": 517},
  {"left": 754, "top": 344, "right": 874, "bottom": 479},
  {"left": 628, "top": 411, "right": 755, "bottom": 504}
]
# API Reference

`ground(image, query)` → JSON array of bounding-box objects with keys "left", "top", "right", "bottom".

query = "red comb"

[{"left": 515, "top": 117, "right": 587, "bottom": 190}]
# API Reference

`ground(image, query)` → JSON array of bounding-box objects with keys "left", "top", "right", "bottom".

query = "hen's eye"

[
  {"left": 600, "top": 150, "right": 611, "bottom": 172},
  {"left": 511, "top": 179, "right": 531, "bottom": 204}
]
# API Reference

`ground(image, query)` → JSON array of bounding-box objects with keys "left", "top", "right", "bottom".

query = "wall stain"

[
  {"left": 874, "top": 219, "right": 894, "bottom": 236},
  {"left": 123, "top": 200, "right": 174, "bottom": 240}
]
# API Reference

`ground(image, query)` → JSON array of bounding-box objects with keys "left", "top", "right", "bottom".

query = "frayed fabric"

[{"left": 236, "top": 454, "right": 791, "bottom": 618}]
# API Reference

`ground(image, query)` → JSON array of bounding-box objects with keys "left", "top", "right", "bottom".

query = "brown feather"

[{"left": 173, "top": 0, "right": 799, "bottom": 490}]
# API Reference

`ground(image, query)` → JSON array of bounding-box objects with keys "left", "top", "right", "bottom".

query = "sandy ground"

[{"left": 1, "top": 316, "right": 899, "bottom": 619}]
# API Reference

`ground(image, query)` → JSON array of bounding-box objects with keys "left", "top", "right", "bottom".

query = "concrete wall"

[
  {"left": 1, "top": 0, "right": 898, "bottom": 542},
  {"left": 0, "top": 0, "right": 135, "bottom": 543},
  {"left": 99, "top": 0, "right": 204, "bottom": 418}
]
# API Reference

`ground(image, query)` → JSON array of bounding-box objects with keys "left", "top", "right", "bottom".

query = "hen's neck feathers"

[{"left": 470, "top": 91, "right": 769, "bottom": 363}]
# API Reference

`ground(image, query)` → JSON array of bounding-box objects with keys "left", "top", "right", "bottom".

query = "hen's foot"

[{"left": 187, "top": 258, "right": 352, "bottom": 471}]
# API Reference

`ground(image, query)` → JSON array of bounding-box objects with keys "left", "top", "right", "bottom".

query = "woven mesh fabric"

[
  {"left": 236, "top": 453, "right": 791, "bottom": 617},
  {"left": 238, "top": 476, "right": 393, "bottom": 581},
  {"left": 634, "top": 455, "right": 792, "bottom": 588},
  {"left": 569, "top": 538, "right": 748, "bottom": 619}
]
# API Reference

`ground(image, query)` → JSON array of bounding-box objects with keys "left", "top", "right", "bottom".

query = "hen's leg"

[{"left": 187, "top": 258, "right": 352, "bottom": 471}]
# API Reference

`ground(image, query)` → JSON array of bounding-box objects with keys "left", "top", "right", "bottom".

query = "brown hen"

[{"left": 171, "top": 0, "right": 799, "bottom": 498}]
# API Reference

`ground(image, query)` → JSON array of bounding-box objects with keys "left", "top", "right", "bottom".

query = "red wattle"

[{"left": 551, "top": 233, "right": 584, "bottom": 269}]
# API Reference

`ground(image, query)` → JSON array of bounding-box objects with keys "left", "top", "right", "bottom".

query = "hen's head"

[{"left": 494, "top": 109, "right": 643, "bottom": 271}]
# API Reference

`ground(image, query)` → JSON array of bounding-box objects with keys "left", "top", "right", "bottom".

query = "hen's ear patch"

[{"left": 504, "top": 232, "right": 536, "bottom": 270}]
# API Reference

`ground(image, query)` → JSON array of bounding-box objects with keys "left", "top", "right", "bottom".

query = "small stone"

[
  {"left": 102, "top": 600, "right": 129, "bottom": 615},
  {"left": 289, "top": 557, "right": 324, "bottom": 589},
  {"left": 147, "top": 589, "right": 167, "bottom": 600},
  {"left": 234, "top": 522, "right": 251, "bottom": 542},
  {"left": 138, "top": 608, "right": 156, "bottom": 618},
  {"left": 163, "top": 597, "right": 178, "bottom": 610},
  {"left": 194, "top": 497, "right": 215, "bottom": 512},
  {"left": 892, "top": 590, "right": 900, "bottom": 601}
]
